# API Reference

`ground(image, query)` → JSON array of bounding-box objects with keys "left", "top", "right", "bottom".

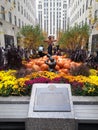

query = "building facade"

[
  {"left": 0, "top": 0, "right": 36, "bottom": 48},
  {"left": 67, "top": 0, "right": 98, "bottom": 52},
  {"left": 37, "top": 0, "right": 67, "bottom": 38}
]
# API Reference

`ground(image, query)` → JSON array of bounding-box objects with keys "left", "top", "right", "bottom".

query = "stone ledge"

[
  {"left": 0, "top": 96, "right": 30, "bottom": 104},
  {"left": 0, "top": 96, "right": 98, "bottom": 104},
  {"left": 72, "top": 96, "right": 98, "bottom": 105}
]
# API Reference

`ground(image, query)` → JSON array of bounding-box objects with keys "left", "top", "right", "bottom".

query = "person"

[
  {"left": 56, "top": 45, "right": 60, "bottom": 51},
  {"left": 45, "top": 54, "right": 56, "bottom": 72},
  {"left": 94, "top": 51, "right": 98, "bottom": 63},
  {"left": 38, "top": 45, "right": 44, "bottom": 57},
  {"left": 24, "top": 48, "right": 30, "bottom": 61},
  {"left": 53, "top": 45, "right": 57, "bottom": 55},
  {"left": 17, "top": 45, "right": 24, "bottom": 59},
  {"left": 56, "top": 49, "right": 61, "bottom": 56},
  {"left": 44, "top": 36, "right": 57, "bottom": 55},
  {"left": 0, "top": 47, "right": 4, "bottom": 69}
]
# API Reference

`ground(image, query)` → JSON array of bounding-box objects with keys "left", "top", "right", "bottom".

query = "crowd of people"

[
  {"left": 38, "top": 36, "right": 61, "bottom": 57},
  {"left": 0, "top": 36, "right": 62, "bottom": 70},
  {"left": 0, "top": 45, "right": 32, "bottom": 70},
  {"left": 38, "top": 44, "right": 61, "bottom": 57}
]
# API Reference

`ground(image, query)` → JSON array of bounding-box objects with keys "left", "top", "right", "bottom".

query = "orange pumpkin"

[
  {"left": 57, "top": 60, "right": 64, "bottom": 68},
  {"left": 40, "top": 64, "right": 49, "bottom": 71},
  {"left": 58, "top": 69, "right": 69, "bottom": 75},
  {"left": 26, "top": 63, "right": 32, "bottom": 68},
  {"left": 58, "top": 69, "right": 65, "bottom": 75},
  {"left": 63, "top": 63, "right": 70, "bottom": 69},
  {"left": 55, "top": 65, "right": 60, "bottom": 71},
  {"left": 32, "top": 64, "right": 41, "bottom": 71},
  {"left": 29, "top": 61, "right": 34, "bottom": 65},
  {"left": 37, "top": 60, "right": 45, "bottom": 66},
  {"left": 62, "top": 69, "right": 69, "bottom": 74}
]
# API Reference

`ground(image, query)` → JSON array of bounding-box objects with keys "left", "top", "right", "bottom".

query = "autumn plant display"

[
  {"left": 24, "top": 55, "right": 82, "bottom": 75},
  {"left": 0, "top": 70, "right": 30, "bottom": 96},
  {"left": 0, "top": 24, "right": 98, "bottom": 96},
  {"left": 0, "top": 68, "right": 98, "bottom": 96}
]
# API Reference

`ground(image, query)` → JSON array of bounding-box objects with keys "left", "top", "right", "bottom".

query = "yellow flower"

[
  {"left": 12, "top": 85, "right": 19, "bottom": 90},
  {"left": 89, "top": 69, "right": 98, "bottom": 76},
  {"left": 0, "top": 84, "right": 2, "bottom": 89},
  {"left": 17, "top": 78, "right": 26, "bottom": 87},
  {"left": 88, "top": 87, "right": 95, "bottom": 93}
]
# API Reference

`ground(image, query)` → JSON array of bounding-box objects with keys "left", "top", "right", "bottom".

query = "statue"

[
  {"left": 44, "top": 36, "right": 57, "bottom": 55},
  {"left": 45, "top": 54, "right": 56, "bottom": 72}
]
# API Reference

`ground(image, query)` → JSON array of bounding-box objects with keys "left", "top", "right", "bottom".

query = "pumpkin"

[
  {"left": 58, "top": 69, "right": 69, "bottom": 75},
  {"left": 32, "top": 64, "right": 41, "bottom": 71},
  {"left": 55, "top": 65, "right": 60, "bottom": 71},
  {"left": 58, "top": 69, "right": 65, "bottom": 75},
  {"left": 37, "top": 60, "right": 45, "bottom": 66},
  {"left": 75, "top": 62, "right": 82, "bottom": 67},
  {"left": 57, "top": 59, "right": 64, "bottom": 68},
  {"left": 63, "top": 63, "right": 70, "bottom": 69},
  {"left": 42, "top": 55, "right": 48, "bottom": 60},
  {"left": 52, "top": 55, "right": 58, "bottom": 60},
  {"left": 29, "top": 61, "right": 34, "bottom": 65},
  {"left": 25, "top": 55, "right": 83, "bottom": 74},
  {"left": 61, "top": 69, "right": 69, "bottom": 74},
  {"left": 40, "top": 64, "right": 49, "bottom": 71},
  {"left": 26, "top": 63, "right": 32, "bottom": 68}
]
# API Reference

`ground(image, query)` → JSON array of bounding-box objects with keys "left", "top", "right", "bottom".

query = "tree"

[
  {"left": 58, "top": 24, "right": 89, "bottom": 51},
  {"left": 18, "top": 25, "right": 45, "bottom": 50}
]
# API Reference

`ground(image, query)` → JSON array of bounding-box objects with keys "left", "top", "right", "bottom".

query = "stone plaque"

[{"left": 33, "top": 84, "right": 71, "bottom": 112}]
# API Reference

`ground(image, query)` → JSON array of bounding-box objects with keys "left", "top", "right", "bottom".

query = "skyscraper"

[
  {"left": 37, "top": 0, "right": 67, "bottom": 38},
  {"left": 0, "top": 0, "right": 36, "bottom": 48},
  {"left": 67, "top": 0, "right": 98, "bottom": 52},
  {"left": 67, "top": 0, "right": 98, "bottom": 27}
]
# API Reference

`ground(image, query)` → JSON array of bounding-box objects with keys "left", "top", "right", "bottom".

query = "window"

[
  {"left": 89, "top": 19, "right": 91, "bottom": 25},
  {"left": 24, "top": 9, "right": 26, "bottom": 17},
  {"left": 82, "top": 20, "right": 84, "bottom": 26},
  {"left": 14, "top": 15, "right": 17, "bottom": 25},
  {"left": 38, "top": 5, "right": 42, "bottom": 9},
  {"left": 14, "top": 0, "right": 16, "bottom": 7},
  {"left": 1, "top": 6, "right": 5, "bottom": 20},
  {"left": 18, "top": 2, "right": 20, "bottom": 11},
  {"left": 8, "top": 12, "right": 12, "bottom": 23},
  {"left": 90, "top": 0, "right": 92, "bottom": 6},
  {"left": 85, "top": 18, "right": 87, "bottom": 23},
  {"left": 21, "top": 6, "right": 23, "bottom": 14},
  {"left": 95, "top": 10, "right": 98, "bottom": 20},
  {"left": 83, "top": 4, "right": 84, "bottom": 13},
  {"left": 59, "top": 3, "right": 61, "bottom": 7},
  {"left": 22, "top": 21, "right": 24, "bottom": 27},
  {"left": 63, "top": 4, "right": 67, "bottom": 8},
  {"left": 18, "top": 18, "right": 21, "bottom": 28},
  {"left": 78, "top": 0, "right": 79, "bottom": 5},
  {"left": 86, "top": 0, "right": 88, "bottom": 10},
  {"left": 80, "top": 8, "right": 81, "bottom": 16}
]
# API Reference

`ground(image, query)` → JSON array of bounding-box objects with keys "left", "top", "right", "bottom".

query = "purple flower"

[
  {"left": 51, "top": 77, "right": 69, "bottom": 83},
  {"left": 25, "top": 77, "right": 51, "bottom": 85},
  {"left": 71, "top": 81, "right": 83, "bottom": 88}
]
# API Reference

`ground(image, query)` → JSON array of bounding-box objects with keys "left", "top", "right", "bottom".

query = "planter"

[{"left": 0, "top": 96, "right": 98, "bottom": 130}]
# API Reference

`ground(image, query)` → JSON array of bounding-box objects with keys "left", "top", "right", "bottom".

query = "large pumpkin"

[
  {"left": 32, "top": 64, "right": 41, "bottom": 71},
  {"left": 55, "top": 65, "right": 60, "bottom": 71},
  {"left": 63, "top": 63, "right": 70, "bottom": 69},
  {"left": 26, "top": 63, "right": 32, "bottom": 68},
  {"left": 40, "top": 64, "right": 49, "bottom": 71},
  {"left": 57, "top": 59, "right": 64, "bottom": 68}
]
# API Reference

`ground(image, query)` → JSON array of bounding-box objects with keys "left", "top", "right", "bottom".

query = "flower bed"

[{"left": 0, "top": 69, "right": 98, "bottom": 96}]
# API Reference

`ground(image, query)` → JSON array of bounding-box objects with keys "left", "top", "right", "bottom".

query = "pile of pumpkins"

[{"left": 24, "top": 55, "right": 81, "bottom": 74}]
